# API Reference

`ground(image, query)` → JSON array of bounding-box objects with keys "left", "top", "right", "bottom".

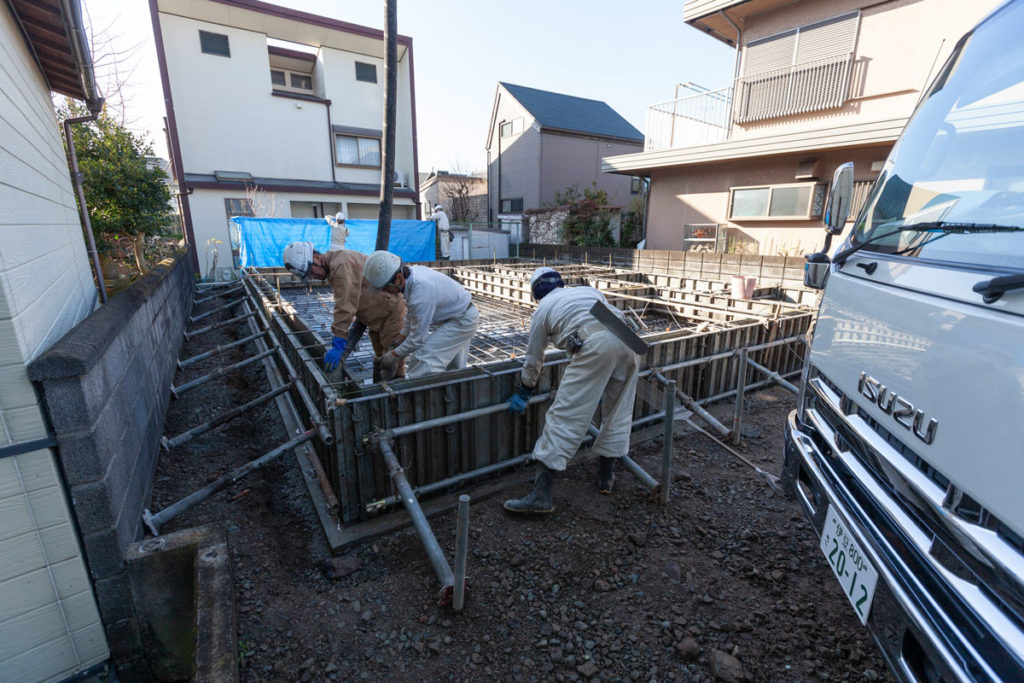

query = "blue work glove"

[
  {"left": 507, "top": 387, "right": 532, "bottom": 414},
  {"left": 323, "top": 336, "right": 347, "bottom": 371}
]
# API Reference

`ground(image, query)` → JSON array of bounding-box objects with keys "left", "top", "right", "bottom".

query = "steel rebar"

[
  {"left": 161, "top": 381, "right": 295, "bottom": 451},
  {"left": 189, "top": 297, "right": 245, "bottom": 323},
  {"left": 170, "top": 348, "right": 277, "bottom": 398},
  {"left": 195, "top": 283, "right": 244, "bottom": 304},
  {"left": 453, "top": 495, "right": 470, "bottom": 612},
  {"left": 143, "top": 429, "right": 315, "bottom": 535},
  {"left": 178, "top": 330, "right": 267, "bottom": 369},
  {"left": 377, "top": 438, "right": 454, "bottom": 590},
  {"left": 184, "top": 311, "right": 256, "bottom": 340}
]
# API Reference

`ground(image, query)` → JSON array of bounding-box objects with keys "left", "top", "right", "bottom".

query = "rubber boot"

[
  {"left": 598, "top": 456, "right": 616, "bottom": 494},
  {"left": 504, "top": 463, "right": 555, "bottom": 514}
]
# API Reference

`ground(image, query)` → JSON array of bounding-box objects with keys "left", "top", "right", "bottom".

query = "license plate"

[{"left": 820, "top": 505, "right": 878, "bottom": 625}]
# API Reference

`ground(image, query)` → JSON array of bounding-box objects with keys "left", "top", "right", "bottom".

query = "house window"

[
  {"left": 631, "top": 177, "right": 642, "bottom": 194},
  {"left": 500, "top": 122, "right": 513, "bottom": 138},
  {"left": 200, "top": 31, "right": 230, "bottom": 57},
  {"left": 335, "top": 134, "right": 381, "bottom": 167},
  {"left": 355, "top": 62, "right": 377, "bottom": 83},
  {"left": 270, "top": 70, "right": 286, "bottom": 86},
  {"left": 500, "top": 198, "right": 523, "bottom": 213},
  {"left": 290, "top": 73, "right": 312, "bottom": 90},
  {"left": 728, "top": 182, "right": 826, "bottom": 220}
]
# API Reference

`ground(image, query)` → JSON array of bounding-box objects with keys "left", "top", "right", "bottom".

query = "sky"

[{"left": 80, "top": 0, "right": 736, "bottom": 175}]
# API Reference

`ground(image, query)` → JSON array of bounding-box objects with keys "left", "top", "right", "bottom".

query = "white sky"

[{"left": 81, "top": 0, "right": 736, "bottom": 175}]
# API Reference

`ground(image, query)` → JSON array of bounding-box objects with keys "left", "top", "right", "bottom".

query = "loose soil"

[{"left": 152, "top": 293, "right": 894, "bottom": 682}]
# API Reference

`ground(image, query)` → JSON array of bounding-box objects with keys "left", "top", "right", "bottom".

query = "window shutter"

[
  {"left": 795, "top": 12, "right": 859, "bottom": 62},
  {"left": 742, "top": 30, "right": 796, "bottom": 76},
  {"left": 199, "top": 31, "right": 230, "bottom": 57}
]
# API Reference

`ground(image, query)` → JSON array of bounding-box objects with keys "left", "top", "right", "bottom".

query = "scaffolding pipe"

[
  {"left": 377, "top": 438, "right": 454, "bottom": 590},
  {"left": 585, "top": 425, "right": 657, "bottom": 492},
  {"left": 377, "top": 393, "right": 553, "bottom": 441},
  {"left": 195, "top": 284, "right": 244, "bottom": 304},
  {"left": 659, "top": 376, "right": 677, "bottom": 505},
  {"left": 143, "top": 429, "right": 315, "bottom": 535},
  {"left": 732, "top": 349, "right": 748, "bottom": 445},
  {"left": 178, "top": 330, "right": 267, "bottom": 369},
  {"left": 674, "top": 387, "right": 731, "bottom": 437},
  {"left": 302, "top": 442, "right": 340, "bottom": 512},
  {"left": 636, "top": 334, "right": 805, "bottom": 380},
  {"left": 161, "top": 381, "right": 295, "bottom": 451},
  {"left": 184, "top": 311, "right": 256, "bottom": 340},
  {"left": 453, "top": 495, "right": 470, "bottom": 612},
  {"left": 171, "top": 348, "right": 277, "bottom": 398},
  {"left": 746, "top": 356, "right": 799, "bottom": 394},
  {"left": 189, "top": 297, "right": 245, "bottom": 323}
]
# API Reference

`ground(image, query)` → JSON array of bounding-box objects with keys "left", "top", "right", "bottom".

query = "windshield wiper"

[
  {"left": 973, "top": 273, "right": 1024, "bottom": 304},
  {"left": 834, "top": 221, "right": 1024, "bottom": 265}
]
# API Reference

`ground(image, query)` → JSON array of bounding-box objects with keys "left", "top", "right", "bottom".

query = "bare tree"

[
  {"left": 441, "top": 163, "right": 480, "bottom": 222},
  {"left": 245, "top": 183, "right": 283, "bottom": 217}
]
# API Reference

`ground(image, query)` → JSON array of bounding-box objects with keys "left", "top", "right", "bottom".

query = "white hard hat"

[
  {"left": 530, "top": 267, "right": 556, "bottom": 287},
  {"left": 434, "top": 204, "right": 444, "bottom": 212},
  {"left": 364, "top": 250, "right": 402, "bottom": 289},
  {"left": 283, "top": 241, "right": 314, "bottom": 280},
  {"left": 334, "top": 211, "right": 345, "bottom": 222}
]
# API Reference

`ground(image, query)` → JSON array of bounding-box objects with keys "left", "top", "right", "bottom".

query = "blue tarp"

[{"left": 233, "top": 217, "right": 436, "bottom": 267}]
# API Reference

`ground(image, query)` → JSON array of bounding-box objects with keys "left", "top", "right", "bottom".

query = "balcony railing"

[{"left": 644, "top": 53, "right": 854, "bottom": 151}]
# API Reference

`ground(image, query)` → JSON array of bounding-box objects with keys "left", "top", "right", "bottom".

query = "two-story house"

[
  {"left": 419, "top": 170, "right": 487, "bottom": 223},
  {"left": 486, "top": 82, "right": 644, "bottom": 237},
  {"left": 603, "top": 0, "right": 1002, "bottom": 256},
  {"left": 150, "top": 0, "right": 421, "bottom": 277}
]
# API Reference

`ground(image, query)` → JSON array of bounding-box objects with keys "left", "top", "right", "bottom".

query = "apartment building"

[
  {"left": 150, "top": 0, "right": 420, "bottom": 277},
  {"left": 603, "top": 0, "right": 1003, "bottom": 255}
]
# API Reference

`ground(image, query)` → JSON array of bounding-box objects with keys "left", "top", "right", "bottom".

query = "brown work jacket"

[{"left": 324, "top": 249, "right": 405, "bottom": 346}]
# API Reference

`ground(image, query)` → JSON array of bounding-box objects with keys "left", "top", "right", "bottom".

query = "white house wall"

[{"left": 0, "top": 8, "right": 109, "bottom": 682}]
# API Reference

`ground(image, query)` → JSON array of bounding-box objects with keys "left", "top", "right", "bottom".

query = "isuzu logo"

[{"left": 857, "top": 373, "right": 938, "bottom": 445}]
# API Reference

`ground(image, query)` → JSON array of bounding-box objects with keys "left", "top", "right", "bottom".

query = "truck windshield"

[{"left": 851, "top": 0, "right": 1024, "bottom": 270}]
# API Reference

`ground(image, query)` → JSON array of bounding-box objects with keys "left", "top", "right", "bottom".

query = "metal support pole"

[
  {"left": 746, "top": 357, "right": 799, "bottom": 395},
  {"left": 585, "top": 424, "right": 657, "bottom": 492},
  {"left": 453, "top": 495, "right": 470, "bottom": 612},
  {"left": 377, "top": 438, "right": 454, "bottom": 591},
  {"left": 189, "top": 297, "right": 244, "bottom": 323},
  {"left": 379, "top": 393, "right": 552, "bottom": 440},
  {"left": 184, "top": 311, "right": 256, "bottom": 340},
  {"left": 674, "top": 386, "right": 731, "bottom": 437},
  {"left": 170, "top": 348, "right": 277, "bottom": 398},
  {"left": 194, "top": 283, "right": 244, "bottom": 304},
  {"left": 732, "top": 349, "right": 748, "bottom": 446},
  {"left": 177, "top": 330, "right": 266, "bottom": 369},
  {"left": 143, "top": 429, "right": 314, "bottom": 535},
  {"left": 161, "top": 381, "right": 294, "bottom": 451},
  {"left": 660, "top": 377, "right": 676, "bottom": 505}
]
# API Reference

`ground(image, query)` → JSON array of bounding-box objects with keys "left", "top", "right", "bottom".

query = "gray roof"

[{"left": 500, "top": 82, "right": 643, "bottom": 142}]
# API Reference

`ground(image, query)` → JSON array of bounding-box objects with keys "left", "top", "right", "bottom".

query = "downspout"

[
  {"left": 325, "top": 99, "right": 336, "bottom": 184},
  {"left": 63, "top": 116, "right": 107, "bottom": 305},
  {"left": 496, "top": 121, "right": 503, "bottom": 221},
  {"left": 720, "top": 10, "right": 742, "bottom": 141}
]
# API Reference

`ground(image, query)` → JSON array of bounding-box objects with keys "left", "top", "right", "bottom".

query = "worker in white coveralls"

[
  {"left": 504, "top": 267, "right": 642, "bottom": 514},
  {"left": 326, "top": 211, "right": 348, "bottom": 251},
  {"left": 363, "top": 250, "right": 478, "bottom": 379},
  {"left": 429, "top": 204, "right": 451, "bottom": 260}
]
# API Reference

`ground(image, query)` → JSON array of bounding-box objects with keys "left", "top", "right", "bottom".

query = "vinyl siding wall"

[
  {"left": 0, "top": 7, "right": 109, "bottom": 682},
  {"left": 487, "top": 90, "right": 541, "bottom": 217},
  {"left": 539, "top": 133, "right": 641, "bottom": 207}
]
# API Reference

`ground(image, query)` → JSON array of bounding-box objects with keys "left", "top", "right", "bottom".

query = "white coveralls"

[
  {"left": 327, "top": 216, "right": 349, "bottom": 252},
  {"left": 393, "top": 265, "right": 478, "bottom": 377},
  {"left": 520, "top": 286, "right": 640, "bottom": 472},
  {"left": 430, "top": 208, "right": 451, "bottom": 259}
]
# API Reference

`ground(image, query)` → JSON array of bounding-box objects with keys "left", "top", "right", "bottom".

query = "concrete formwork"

[{"left": 244, "top": 258, "right": 812, "bottom": 548}]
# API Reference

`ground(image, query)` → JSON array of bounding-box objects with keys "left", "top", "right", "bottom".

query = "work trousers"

[
  {"left": 439, "top": 230, "right": 451, "bottom": 259},
  {"left": 406, "top": 304, "right": 478, "bottom": 377},
  {"left": 532, "top": 329, "right": 640, "bottom": 471}
]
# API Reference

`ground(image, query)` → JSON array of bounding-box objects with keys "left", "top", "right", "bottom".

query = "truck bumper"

[{"left": 783, "top": 409, "right": 1022, "bottom": 683}]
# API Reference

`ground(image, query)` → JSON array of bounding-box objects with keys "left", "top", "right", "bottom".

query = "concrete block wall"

[{"left": 27, "top": 253, "right": 194, "bottom": 679}]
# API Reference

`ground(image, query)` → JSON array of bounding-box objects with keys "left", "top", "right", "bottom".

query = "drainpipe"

[
  {"left": 63, "top": 115, "right": 107, "bottom": 306},
  {"left": 59, "top": 0, "right": 103, "bottom": 116},
  {"left": 325, "top": 99, "right": 337, "bottom": 184},
  {"left": 720, "top": 10, "right": 742, "bottom": 142}
]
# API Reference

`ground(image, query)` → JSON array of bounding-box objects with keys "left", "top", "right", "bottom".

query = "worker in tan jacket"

[{"left": 283, "top": 242, "right": 406, "bottom": 379}]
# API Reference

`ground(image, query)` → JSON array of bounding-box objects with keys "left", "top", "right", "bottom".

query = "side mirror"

[
  {"left": 804, "top": 252, "right": 830, "bottom": 289},
  {"left": 824, "top": 162, "right": 854, "bottom": 235}
]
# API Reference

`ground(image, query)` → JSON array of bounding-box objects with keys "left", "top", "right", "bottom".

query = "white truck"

[{"left": 784, "top": 1, "right": 1024, "bottom": 680}]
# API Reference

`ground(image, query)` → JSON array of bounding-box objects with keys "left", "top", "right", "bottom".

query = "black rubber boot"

[
  {"left": 504, "top": 463, "right": 555, "bottom": 514},
  {"left": 598, "top": 456, "right": 616, "bottom": 494}
]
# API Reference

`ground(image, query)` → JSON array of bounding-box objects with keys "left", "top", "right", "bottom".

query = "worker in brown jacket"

[{"left": 283, "top": 242, "right": 406, "bottom": 378}]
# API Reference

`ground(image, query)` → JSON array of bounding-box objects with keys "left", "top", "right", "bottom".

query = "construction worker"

[
  {"left": 363, "top": 250, "right": 478, "bottom": 379},
  {"left": 282, "top": 242, "right": 406, "bottom": 378},
  {"left": 326, "top": 211, "right": 348, "bottom": 251},
  {"left": 429, "top": 204, "right": 451, "bottom": 260},
  {"left": 504, "top": 267, "right": 641, "bottom": 514}
]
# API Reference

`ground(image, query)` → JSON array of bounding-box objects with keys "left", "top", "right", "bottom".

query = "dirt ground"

[{"left": 151, "top": 294, "right": 895, "bottom": 682}]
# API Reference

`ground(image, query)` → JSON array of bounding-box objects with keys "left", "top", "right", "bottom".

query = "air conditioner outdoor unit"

[{"left": 393, "top": 171, "right": 405, "bottom": 188}]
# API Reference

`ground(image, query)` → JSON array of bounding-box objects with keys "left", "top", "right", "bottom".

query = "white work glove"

[{"left": 380, "top": 350, "right": 402, "bottom": 381}]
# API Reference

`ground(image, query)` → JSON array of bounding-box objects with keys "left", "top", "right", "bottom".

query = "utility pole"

[{"left": 375, "top": 0, "right": 398, "bottom": 251}]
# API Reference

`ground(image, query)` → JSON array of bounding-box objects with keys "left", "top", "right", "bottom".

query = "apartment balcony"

[{"left": 645, "top": 53, "right": 854, "bottom": 151}]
